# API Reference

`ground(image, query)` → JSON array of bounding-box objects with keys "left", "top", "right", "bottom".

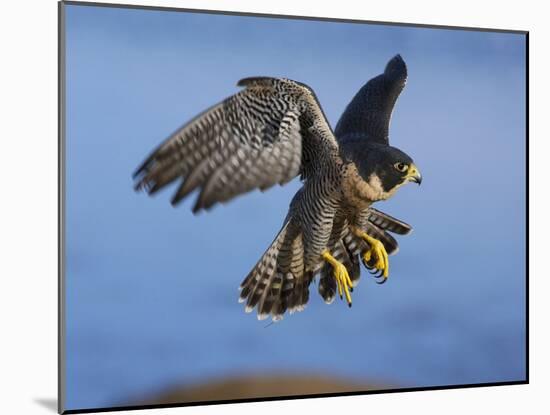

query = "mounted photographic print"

[{"left": 58, "top": 1, "right": 528, "bottom": 413}]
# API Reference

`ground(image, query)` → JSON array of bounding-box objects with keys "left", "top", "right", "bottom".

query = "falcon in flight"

[{"left": 134, "top": 54, "right": 422, "bottom": 321}]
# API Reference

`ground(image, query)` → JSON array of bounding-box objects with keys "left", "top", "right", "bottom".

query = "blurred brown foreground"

[{"left": 134, "top": 373, "right": 390, "bottom": 406}]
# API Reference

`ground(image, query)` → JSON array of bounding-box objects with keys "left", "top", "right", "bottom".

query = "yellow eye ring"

[{"left": 394, "top": 162, "right": 409, "bottom": 172}]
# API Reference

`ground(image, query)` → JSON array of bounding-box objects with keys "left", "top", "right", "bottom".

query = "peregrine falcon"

[{"left": 133, "top": 54, "right": 421, "bottom": 321}]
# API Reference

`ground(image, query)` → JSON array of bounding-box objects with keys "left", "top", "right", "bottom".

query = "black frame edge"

[
  {"left": 58, "top": 1, "right": 67, "bottom": 414},
  {"left": 61, "top": 0, "right": 528, "bottom": 34},
  {"left": 62, "top": 381, "right": 528, "bottom": 414},
  {"left": 525, "top": 31, "right": 529, "bottom": 384}
]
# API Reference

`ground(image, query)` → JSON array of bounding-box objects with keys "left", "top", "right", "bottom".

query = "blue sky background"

[{"left": 63, "top": 4, "right": 526, "bottom": 411}]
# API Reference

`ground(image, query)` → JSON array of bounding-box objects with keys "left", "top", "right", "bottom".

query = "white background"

[{"left": 0, "top": 0, "right": 543, "bottom": 414}]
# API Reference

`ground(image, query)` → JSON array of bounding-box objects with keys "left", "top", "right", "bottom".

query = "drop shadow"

[{"left": 34, "top": 398, "right": 57, "bottom": 412}]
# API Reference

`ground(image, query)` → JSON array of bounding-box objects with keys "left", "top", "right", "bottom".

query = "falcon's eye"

[{"left": 394, "top": 162, "right": 408, "bottom": 173}]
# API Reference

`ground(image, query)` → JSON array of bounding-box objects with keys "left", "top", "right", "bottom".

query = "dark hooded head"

[{"left": 341, "top": 141, "right": 422, "bottom": 203}]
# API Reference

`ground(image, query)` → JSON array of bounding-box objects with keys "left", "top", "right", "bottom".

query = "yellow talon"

[
  {"left": 354, "top": 229, "right": 390, "bottom": 280},
  {"left": 322, "top": 250, "right": 353, "bottom": 307}
]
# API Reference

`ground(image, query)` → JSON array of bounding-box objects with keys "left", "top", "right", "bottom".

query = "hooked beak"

[{"left": 406, "top": 164, "right": 422, "bottom": 185}]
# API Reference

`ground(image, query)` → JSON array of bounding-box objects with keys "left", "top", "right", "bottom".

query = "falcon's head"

[
  {"left": 360, "top": 144, "right": 421, "bottom": 196},
  {"left": 341, "top": 142, "right": 422, "bottom": 204}
]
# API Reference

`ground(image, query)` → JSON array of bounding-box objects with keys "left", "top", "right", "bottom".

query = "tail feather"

[
  {"left": 272, "top": 298, "right": 288, "bottom": 322},
  {"left": 271, "top": 272, "right": 295, "bottom": 320},
  {"left": 239, "top": 223, "right": 288, "bottom": 311},
  {"left": 288, "top": 272, "right": 312, "bottom": 314},
  {"left": 287, "top": 281, "right": 300, "bottom": 314},
  {"left": 243, "top": 250, "right": 278, "bottom": 313},
  {"left": 257, "top": 272, "right": 283, "bottom": 320},
  {"left": 239, "top": 221, "right": 309, "bottom": 321}
]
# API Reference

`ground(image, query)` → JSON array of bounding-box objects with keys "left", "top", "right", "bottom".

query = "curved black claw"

[
  {"left": 371, "top": 269, "right": 384, "bottom": 279},
  {"left": 361, "top": 256, "right": 377, "bottom": 269},
  {"left": 375, "top": 276, "right": 388, "bottom": 285}
]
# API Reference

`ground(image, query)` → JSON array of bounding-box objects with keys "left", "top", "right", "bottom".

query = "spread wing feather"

[
  {"left": 133, "top": 77, "right": 338, "bottom": 212},
  {"left": 367, "top": 208, "right": 412, "bottom": 235},
  {"left": 334, "top": 54, "right": 407, "bottom": 145}
]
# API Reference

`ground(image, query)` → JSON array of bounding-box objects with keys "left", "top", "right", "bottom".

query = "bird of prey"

[{"left": 133, "top": 54, "right": 421, "bottom": 321}]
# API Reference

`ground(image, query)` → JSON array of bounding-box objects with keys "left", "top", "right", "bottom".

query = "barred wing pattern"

[
  {"left": 366, "top": 208, "right": 412, "bottom": 236},
  {"left": 334, "top": 54, "right": 407, "bottom": 145},
  {"left": 133, "top": 77, "right": 339, "bottom": 212}
]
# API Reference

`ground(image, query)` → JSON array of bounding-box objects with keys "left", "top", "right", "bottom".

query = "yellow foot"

[
  {"left": 322, "top": 250, "right": 353, "bottom": 307},
  {"left": 354, "top": 229, "right": 389, "bottom": 282}
]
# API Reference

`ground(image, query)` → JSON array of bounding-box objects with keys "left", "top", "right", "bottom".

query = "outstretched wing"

[
  {"left": 133, "top": 77, "right": 338, "bottom": 212},
  {"left": 334, "top": 54, "right": 407, "bottom": 145}
]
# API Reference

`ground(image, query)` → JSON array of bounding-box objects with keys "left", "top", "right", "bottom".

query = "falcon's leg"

[
  {"left": 321, "top": 250, "right": 353, "bottom": 307},
  {"left": 353, "top": 228, "right": 390, "bottom": 281}
]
